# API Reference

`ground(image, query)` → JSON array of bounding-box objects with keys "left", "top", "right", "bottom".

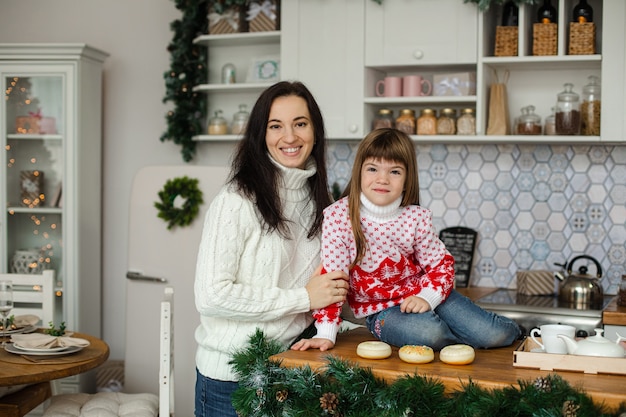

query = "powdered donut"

[
  {"left": 356, "top": 341, "right": 392, "bottom": 359},
  {"left": 398, "top": 345, "right": 435, "bottom": 364},
  {"left": 439, "top": 344, "right": 475, "bottom": 365}
]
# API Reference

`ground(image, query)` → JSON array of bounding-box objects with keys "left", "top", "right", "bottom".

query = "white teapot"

[{"left": 557, "top": 328, "right": 626, "bottom": 358}]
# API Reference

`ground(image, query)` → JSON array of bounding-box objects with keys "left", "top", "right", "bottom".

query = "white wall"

[{"left": 0, "top": 0, "right": 235, "bottom": 359}]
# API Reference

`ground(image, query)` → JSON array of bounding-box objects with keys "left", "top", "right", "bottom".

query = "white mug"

[{"left": 530, "top": 324, "right": 576, "bottom": 354}]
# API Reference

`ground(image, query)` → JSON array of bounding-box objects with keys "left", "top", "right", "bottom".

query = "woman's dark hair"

[{"left": 230, "top": 81, "right": 331, "bottom": 238}]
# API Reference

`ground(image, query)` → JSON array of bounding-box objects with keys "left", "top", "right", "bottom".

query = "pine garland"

[
  {"left": 231, "top": 330, "right": 626, "bottom": 417},
  {"left": 161, "top": 0, "right": 209, "bottom": 162}
]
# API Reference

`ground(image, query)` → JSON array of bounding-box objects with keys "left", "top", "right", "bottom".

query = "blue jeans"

[
  {"left": 195, "top": 368, "right": 239, "bottom": 417},
  {"left": 365, "top": 290, "right": 521, "bottom": 351}
]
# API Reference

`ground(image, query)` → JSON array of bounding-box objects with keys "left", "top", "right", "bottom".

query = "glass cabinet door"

[{"left": 3, "top": 74, "right": 64, "bottom": 286}]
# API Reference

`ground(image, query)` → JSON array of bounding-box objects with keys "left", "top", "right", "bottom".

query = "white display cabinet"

[{"left": 0, "top": 43, "right": 107, "bottom": 392}]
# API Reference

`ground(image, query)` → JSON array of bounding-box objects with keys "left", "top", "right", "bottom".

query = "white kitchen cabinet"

[
  {"left": 365, "top": 0, "right": 478, "bottom": 67},
  {"left": 0, "top": 43, "right": 107, "bottom": 393},
  {"left": 281, "top": 0, "right": 365, "bottom": 139}
]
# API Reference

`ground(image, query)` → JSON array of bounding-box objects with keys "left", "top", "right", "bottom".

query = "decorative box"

[
  {"left": 569, "top": 22, "right": 595, "bottom": 55},
  {"left": 208, "top": 5, "right": 247, "bottom": 34},
  {"left": 247, "top": 0, "right": 280, "bottom": 32},
  {"left": 433, "top": 72, "right": 476, "bottom": 96},
  {"left": 20, "top": 170, "right": 45, "bottom": 207},
  {"left": 516, "top": 270, "right": 556, "bottom": 296},
  {"left": 15, "top": 115, "right": 57, "bottom": 134},
  {"left": 494, "top": 26, "right": 518, "bottom": 57},
  {"left": 533, "top": 23, "right": 557, "bottom": 56}
]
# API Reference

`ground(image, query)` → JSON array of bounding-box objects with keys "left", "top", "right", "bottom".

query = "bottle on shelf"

[
  {"left": 417, "top": 109, "right": 437, "bottom": 135},
  {"left": 456, "top": 108, "right": 476, "bottom": 135},
  {"left": 221, "top": 63, "right": 236, "bottom": 84},
  {"left": 436, "top": 108, "right": 457, "bottom": 135},
  {"left": 580, "top": 75, "right": 601, "bottom": 136},
  {"left": 230, "top": 104, "right": 249, "bottom": 135},
  {"left": 572, "top": 0, "right": 593, "bottom": 23},
  {"left": 395, "top": 109, "right": 416, "bottom": 135},
  {"left": 555, "top": 83, "right": 581, "bottom": 135},
  {"left": 544, "top": 107, "right": 557, "bottom": 135},
  {"left": 516, "top": 105, "right": 542, "bottom": 135},
  {"left": 501, "top": 0, "right": 519, "bottom": 26},
  {"left": 537, "top": 0, "right": 557, "bottom": 24},
  {"left": 208, "top": 110, "right": 228, "bottom": 135},
  {"left": 372, "top": 108, "right": 395, "bottom": 130}
]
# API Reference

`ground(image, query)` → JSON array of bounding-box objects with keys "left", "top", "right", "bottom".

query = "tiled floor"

[{"left": 327, "top": 143, "right": 626, "bottom": 294}]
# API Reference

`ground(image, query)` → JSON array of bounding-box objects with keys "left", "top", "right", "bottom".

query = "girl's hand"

[
  {"left": 306, "top": 265, "right": 349, "bottom": 310},
  {"left": 291, "top": 337, "right": 335, "bottom": 352},
  {"left": 400, "top": 296, "right": 431, "bottom": 313}
]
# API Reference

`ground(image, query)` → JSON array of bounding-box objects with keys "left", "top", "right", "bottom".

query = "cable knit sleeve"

[
  {"left": 412, "top": 208, "right": 455, "bottom": 309},
  {"left": 194, "top": 187, "right": 312, "bottom": 322}
]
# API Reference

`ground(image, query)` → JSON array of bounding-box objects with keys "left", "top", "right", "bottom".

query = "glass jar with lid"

[
  {"left": 555, "top": 83, "right": 581, "bottom": 135},
  {"left": 516, "top": 105, "right": 542, "bottom": 135},
  {"left": 437, "top": 108, "right": 456, "bottom": 135},
  {"left": 544, "top": 107, "right": 557, "bottom": 135},
  {"left": 372, "top": 108, "right": 395, "bottom": 130},
  {"left": 456, "top": 108, "right": 476, "bottom": 135},
  {"left": 395, "top": 109, "right": 416, "bottom": 135},
  {"left": 581, "top": 75, "right": 601, "bottom": 136},
  {"left": 208, "top": 110, "right": 228, "bottom": 135},
  {"left": 230, "top": 104, "right": 250, "bottom": 135},
  {"left": 417, "top": 109, "right": 437, "bottom": 135}
]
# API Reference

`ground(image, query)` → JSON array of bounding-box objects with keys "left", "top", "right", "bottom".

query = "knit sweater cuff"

[
  {"left": 314, "top": 321, "right": 341, "bottom": 344},
  {"left": 418, "top": 287, "right": 443, "bottom": 310}
]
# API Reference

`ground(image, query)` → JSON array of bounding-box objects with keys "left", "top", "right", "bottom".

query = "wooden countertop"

[
  {"left": 602, "top": 297, "right": 626, "bottom": 326},
  {"left": 271, "top": 287, "right": 626, "bottom": 409}
]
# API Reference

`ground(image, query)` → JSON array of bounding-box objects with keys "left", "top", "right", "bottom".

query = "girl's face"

[
  {"left": 360, "top": 157, "right": 406, "bottom": 206},
  {"left": 265, "top": 95, "right": 314, "bottom": 169}
]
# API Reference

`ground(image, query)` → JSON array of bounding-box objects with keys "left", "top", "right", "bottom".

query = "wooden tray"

[{"left": 513, "top": 338, "right": 626, "bottom": 375}]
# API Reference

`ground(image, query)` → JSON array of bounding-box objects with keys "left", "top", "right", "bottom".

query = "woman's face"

[
  {"left": 360, "top": 157, "right": 406, "bottom": 206},
  {"left": 265, "top": 95, "right": 314, "bottom": 169}
]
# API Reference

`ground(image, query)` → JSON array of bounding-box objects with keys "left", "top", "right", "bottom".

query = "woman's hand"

[
  {"left": 400, "top": 295, "right": 431, "bottom": 313},
  {"left": 291, "top": 337, "right": 334, "bottom": 352},
  {"left": 306, "top": 265, "right": 349, "bottom": 310}
]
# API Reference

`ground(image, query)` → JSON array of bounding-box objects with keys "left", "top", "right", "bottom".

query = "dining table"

[{"left": 0, "top": 330, "right": 110, "bottom": 416}]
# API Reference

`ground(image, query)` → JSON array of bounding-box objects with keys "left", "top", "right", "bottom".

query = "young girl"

[{"left": 291, "top": 128, "right": 521, "bottom": 352}]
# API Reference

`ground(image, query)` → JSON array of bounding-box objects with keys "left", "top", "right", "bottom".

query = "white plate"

[
  {"left": 4, "top": 343, "right": 84, "bottom": 356},
  {"left": 2, "top": 325, "right": 37, "bottom": 335},
  {"left": 12, "top": 343, "right": 70, "bottom": 353}
]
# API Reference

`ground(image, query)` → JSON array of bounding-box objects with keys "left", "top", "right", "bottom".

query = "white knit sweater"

[{"left": 194, "top": 160, "right": 320, "bottom": 381}]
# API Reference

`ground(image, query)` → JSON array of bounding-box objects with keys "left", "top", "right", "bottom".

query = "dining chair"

[
  {"left": 0, "top": 270, "right": 57, "bottom": 417},
  {"left": 41, "top": 286, "right": 174, "bottom": 417}
]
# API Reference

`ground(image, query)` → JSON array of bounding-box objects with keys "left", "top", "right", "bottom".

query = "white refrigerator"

[{"left": 125, "top": 165, "right": 229, "bottom": 417}]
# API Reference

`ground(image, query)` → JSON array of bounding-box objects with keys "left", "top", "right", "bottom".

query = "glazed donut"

[
  {"left": 439, "top": 344, "right": 475, "bottom": 365},
  {"left": 398, "top": 345, "right": 435, "bottom": 364},
  {"left": 356, "top": 341, "right": 392, "bottom": 359}
]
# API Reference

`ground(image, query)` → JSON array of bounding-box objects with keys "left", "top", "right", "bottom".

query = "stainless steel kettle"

[{"left": 556, "top": 255, "right": 603, "bottom": 309}]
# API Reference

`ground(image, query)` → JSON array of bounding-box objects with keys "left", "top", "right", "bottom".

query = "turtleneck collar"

[
  {"left": 359, "top": 192, "right": 403, "bottom": 223},
  {"left": 270, "top": 155, "right": 317, "bottom": 201}
]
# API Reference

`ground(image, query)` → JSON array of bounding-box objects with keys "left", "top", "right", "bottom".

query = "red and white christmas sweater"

[{"left": 313, "top": 194, "right": 455, "bottom": 343}]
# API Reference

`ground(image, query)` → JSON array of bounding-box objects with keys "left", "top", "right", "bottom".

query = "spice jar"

[
  {"left": 581, "top": 75, "right": 601, "bottom": 136},
  {"left": 208, "top": 110, "right": 228, "bottom": 135},
  {"left": 417, "top": 109, "right": 437, "bottom": 135},
  {"left": 437, "top": 108, "right": 456, "bottom": 135},
  {"left": 456, "top": 108, "right": 476, "bottom": 135},
  {"left": 372, "top": 108, "right": 395, "bottom": 130},
  {"left": 618, "top": 275, "right": 626, "bottom": 307},
  {"left": 230, "top": 104, "right": 249, "bottom": 135},
  {"left": 516, "top": 105, "right": 542, "bottom": 135},
  {"left": 395, "top": 109, "right": 416, "bottom": 135},
  {"left": 544, "top": 107, "right": 557, "bottom": 135},
  {"left": 555, "top": 83, "right": 581, "bottom": 135}
]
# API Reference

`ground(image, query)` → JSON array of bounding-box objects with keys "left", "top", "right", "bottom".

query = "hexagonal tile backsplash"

[{"left": 327, "top": 143, "right": 626, "bottom": 294}]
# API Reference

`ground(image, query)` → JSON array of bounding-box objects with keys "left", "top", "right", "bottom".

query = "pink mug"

[
  {"left": 402, "top": 75, "right": 432, "bottom": 97},
  {"left": 376, "top": 76, "right": 403, "bottom": 97}
]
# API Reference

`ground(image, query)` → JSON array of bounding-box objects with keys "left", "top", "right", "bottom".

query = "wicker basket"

[
  {"left": 569, "top": 22, "right": 595, "bottom": 55},
  {"left": 533, "top": 23, "right": 557, "bottom": 56},
  {"left": 494, "top": 26, "right": 518, "bottom": 57}
]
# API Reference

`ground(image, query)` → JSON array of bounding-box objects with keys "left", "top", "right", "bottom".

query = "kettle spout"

[{"left": 557, "top": 334, "right": 578, "bottom": 354}]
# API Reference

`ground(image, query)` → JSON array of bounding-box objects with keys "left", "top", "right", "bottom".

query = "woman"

[
  {"left": 194, "top": 81, "right": 349, "bottom": 417},
  {"left": 292, "top": 128, "right": 521, "bottom": 352}
]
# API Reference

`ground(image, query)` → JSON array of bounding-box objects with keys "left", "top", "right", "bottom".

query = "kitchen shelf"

[
  {"left": 481, "top": 55, "right": 601, "bottom": 70},
  {"left": 7, "top": 134, "right": 63, "bottom": 140},
  {"left": 193, "top": 82, "right": 274, "bottom": 93},
  {"left": 364, "top": 96, "right": 477, "bottom": 105},
  {"left": 7, "top": 206, "right": 63, "bottom": 214},
  {"left": 193, "top": 31, "right": 280, "bottom": 47}
]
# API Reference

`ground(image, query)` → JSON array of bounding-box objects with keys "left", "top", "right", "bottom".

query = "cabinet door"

[
  {"left": 365, "top": 0, "right": 478, "bottom": 66},
  {"left": 281, "top": 0, "right": 365, "bottom": 139}
]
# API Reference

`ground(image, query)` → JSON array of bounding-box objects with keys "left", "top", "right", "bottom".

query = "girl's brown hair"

[{"left": 342, "top": 128, "right": 420, "bottom": 267}]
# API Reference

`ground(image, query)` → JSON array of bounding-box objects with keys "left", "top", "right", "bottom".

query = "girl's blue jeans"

[
  {"left": 195, "top": 368, "right": 239, "bottom": 417},
  {"left": 365, "top": 289, "right": 521, "bottom": 351}
]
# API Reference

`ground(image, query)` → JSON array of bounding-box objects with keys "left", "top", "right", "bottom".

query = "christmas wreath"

[
  {"left": 154, "top": 176, "right": 204, "bottom": 229},
  {"left": 230, "top": 330, "right": 626, "bottom": 417}
]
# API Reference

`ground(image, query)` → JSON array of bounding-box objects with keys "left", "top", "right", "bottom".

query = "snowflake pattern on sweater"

[{"left": 312, "top": 196, "right": 455, "bottom": 343}]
